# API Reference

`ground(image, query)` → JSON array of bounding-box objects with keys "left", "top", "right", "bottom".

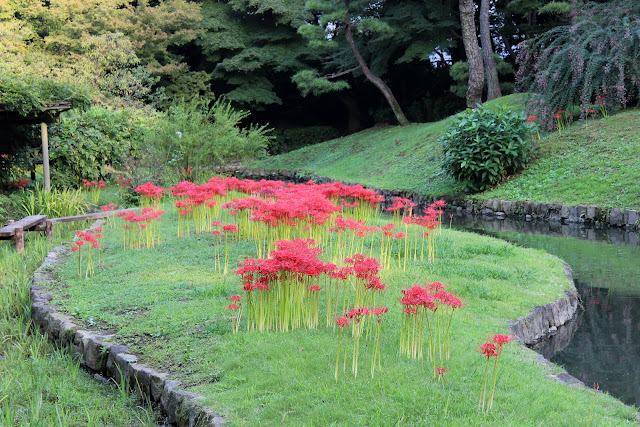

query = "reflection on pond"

[{"left": 451, "top": 213, "right": 640, "bottom": 407}]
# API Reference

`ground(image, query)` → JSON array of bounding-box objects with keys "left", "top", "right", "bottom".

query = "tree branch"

[{"left": 323, "top": 65, "right": 361, "bottom": 79}]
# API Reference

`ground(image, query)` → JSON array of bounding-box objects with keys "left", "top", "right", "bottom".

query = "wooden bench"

[
  {"left": 0, "top": 215, "right": 49, "bottom": 253},
  {"left": 1, "top": 208, "right": 140, "bottom": 254}
]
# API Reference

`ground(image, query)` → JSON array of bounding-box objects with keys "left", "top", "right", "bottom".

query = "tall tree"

[
  {"left": 295, "top": 0, "right": 410, "bottom": 125},
  {"left": 196, "top": 0, "right": 313, "bottom": 110},
  {"left": 458, "top": 0, "right": 483, "bottom": 107},
  {"left": 479, "top": 0, "right": 501, "bottom": 100}
]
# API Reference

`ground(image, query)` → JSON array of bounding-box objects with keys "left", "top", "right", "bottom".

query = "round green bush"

[{"left": 440, "top": 105, "right": 536, "bottom": 192}]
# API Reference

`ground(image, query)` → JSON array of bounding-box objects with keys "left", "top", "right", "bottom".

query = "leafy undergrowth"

[
  {"left": 0, "top": 234, "right": 158, "bottom": 426},
  {"left": 47, "top": 198, "right": 638, "bottom": 426},
  {"left": 260, "top": 94, "right": 640, "bottom": 209}
]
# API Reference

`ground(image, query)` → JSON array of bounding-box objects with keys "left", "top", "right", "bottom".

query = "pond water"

[{"left": 450, "top": 214, "right": 640, "bottom": 407}]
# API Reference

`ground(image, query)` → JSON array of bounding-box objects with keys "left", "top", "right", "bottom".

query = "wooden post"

[
  {"left": 41, "top": 122, "right": 50, "bottom": 191},
  {"left": 45, "top": 219, "right": 53, "bottom": 240},
  {"left": 14, "top": 227, "right": 24, "bottom": 254}
]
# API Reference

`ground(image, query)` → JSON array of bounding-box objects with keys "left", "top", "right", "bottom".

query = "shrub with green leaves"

[
  {"left": 140, "top": 97, "right": 270, "bottom": 180},
  {"left": 440, "top": 106, "right": 535, "bottom": 192},
  {"left": 48, "top": 107, "right": 147, "bottom": 188}
]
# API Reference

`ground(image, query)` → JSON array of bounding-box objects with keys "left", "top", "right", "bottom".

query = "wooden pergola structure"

[{"left": 0, "top": 101, "right": 72, "bottom": 191}]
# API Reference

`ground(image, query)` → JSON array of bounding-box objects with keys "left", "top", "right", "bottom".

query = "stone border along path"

[
  {"left": 230, "top": 167, "right": 640, "bottom": 231},
  {"left": 30, "top": 219, "right": 224, "bottom": 427},
  {"left": 28, "top": 195, "right": 600, "bottom": 423}
]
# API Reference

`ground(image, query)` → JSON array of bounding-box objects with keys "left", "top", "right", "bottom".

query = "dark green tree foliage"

[
  {"left": 517, "top": 0, "right": 640, "bottom": 126},
  {"left": 441, "top": 105, "right": 535, "bottom": 192},
  {"left": 198, "top": 0, "right": 313, "bottom": 110}
]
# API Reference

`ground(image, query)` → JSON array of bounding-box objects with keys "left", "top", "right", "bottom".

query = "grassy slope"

[
  {"left": 261, "top": 94, "right": 640, "bottom": 209},
  {"left": 46, "top": 207, "right": 638, "bottom": 426}
]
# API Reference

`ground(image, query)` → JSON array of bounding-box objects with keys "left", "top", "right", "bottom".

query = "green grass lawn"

[
  {"left": 260, "top": 94, "right": 640, "bottom": 209},
  {"left": 46, "top": 199, "right": 638, "bottom": 426},
  {"left": 0, "top": 234, "right": 158, "bottom": 426}
]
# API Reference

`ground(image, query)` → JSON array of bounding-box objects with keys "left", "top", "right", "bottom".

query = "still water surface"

[{"left": 451, "top": 215, "right": 640, "bottom": 407}]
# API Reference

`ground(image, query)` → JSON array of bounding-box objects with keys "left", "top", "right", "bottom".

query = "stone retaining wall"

[
  {"left": 230, "top": 167, "right": 640, "bottom": 231},
  {"left": 31, "top": 222, "right": 224, "bottom": 427},
  {"left": 510, "top": 264, "right": 579, "bottom": 346}
]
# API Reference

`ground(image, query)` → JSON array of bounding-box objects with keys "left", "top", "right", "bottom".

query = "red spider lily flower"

[
  {"left": 526, "top": 115, "right": 537, "bottom": 123},
  {"left": 212, "top": 230, "right": 222, "bottom": 236},
  {"left": 75, "top": 240, "right": 85, "bottom": 246},
  {"left": 479, "top": 342, "right": 498, "bottom": 358},
  {"left": 70, "top": 246, "right": 79, "bottom": 252},
  {"left": 492, "top": 334, "right": 514, "bottom": 346},
  {"left": 134, "top": 182, "right": 167, "bottom": 200},
  {"left": 212, "top": 220, "right": 222, "bottom": 227},
  {"left": 222, "top": 224, "right": 237, "bottom": 232},
  {"left": 92, "top": 243, "right": 100, "bottom": 249},
  {"left": 336, "top": 317, "right": 350, "bottom": 328},
  {"left": 308, "top": 285, "right": 322, "bottom": 292},
  {"left": 230, "top": 295, "right": 242, "bottom": 302},
  {"left": 228, "top": 304, "right": 239, "bottom": 311},
  {"left": 94, "top": 228, "right": 102, "bottom": 233},
  {"left": 435, "top": 367, "right": 450, "bottom": 375},
  {"left": 429, "top": 281, "right": 446, "bottom": 292},
  {"left": 404, "top": 306, "right": 417, "bottom": 315},
  {"left": 373, "top": 307, "right": 389, "bottom": 322},
  {"left": 554, "top": 113, "right": 561, "bottom": 119}
]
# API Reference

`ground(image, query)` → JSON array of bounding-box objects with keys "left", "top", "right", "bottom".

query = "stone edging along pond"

[
  {"left": 31, "top": 220, "right": 224, "bottom": 427},
  {"left": 231, "top": 167, "right": 640, "bottom": 231},
  {"left": 30, "top": 187, "right": 585, "bottom": 425}
]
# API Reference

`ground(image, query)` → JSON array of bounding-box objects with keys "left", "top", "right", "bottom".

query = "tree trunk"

[
  {"left": 459, "top": 0, "right": 484, "bottom": 107},
  {"left": 337, "top": 93, "right": 362, "bottom": 134},
  {"left": 500, "top": 30, "right": 516, "bottom": 61},
  {"left": 480, "top": 0, "right": 501, "bottom": 101},
  {"left": 344, "top": 0, "right": 409, "bottom": 125}
]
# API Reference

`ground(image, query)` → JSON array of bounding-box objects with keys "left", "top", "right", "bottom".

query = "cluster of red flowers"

[
  {"left": 116, "top": 209, "right": 159, "bottom": 227},
  {"left": 100, "top": 203, "right": 118, "bottom": 212},
  {"left": 478, "top": 333, "right": 514, "bottom": 412},
  {"left": 116, "top": 207, "right": 165, "bottom": 249},
  {"left": 82, "top": 179, "right": 106, "bottom": 189},
  {"left": 134, "top": 182, "right": 167, "bottom": 201},
  {"left": 237, "top": 239, "right": 334, "bottom": 293},
  {"left": 116, "top": 176, "right": 133, "bottom": 189},
  {"left": 526, "top": 115, "right": 537, "bottom": 124},
  {"left": 71, "top": 230, "right": 102, "bottom": 251},
  {"left": 400, "top": 282, "right": 464, "bottom": 314},
  {"left": 70, "top": 229, "right": 104, "bottom": 278},
  {"left": 343, "top": 254, "right": 385, "bottom": 291},
  {"left": 479, "top": 334, "right": 514, "bottom": 357},
  {"left": 7, "top": 178, "right": 28, "bottom": 188},
  {"left": 385, "top": 197, "right": 416, "bottom": 215}
]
